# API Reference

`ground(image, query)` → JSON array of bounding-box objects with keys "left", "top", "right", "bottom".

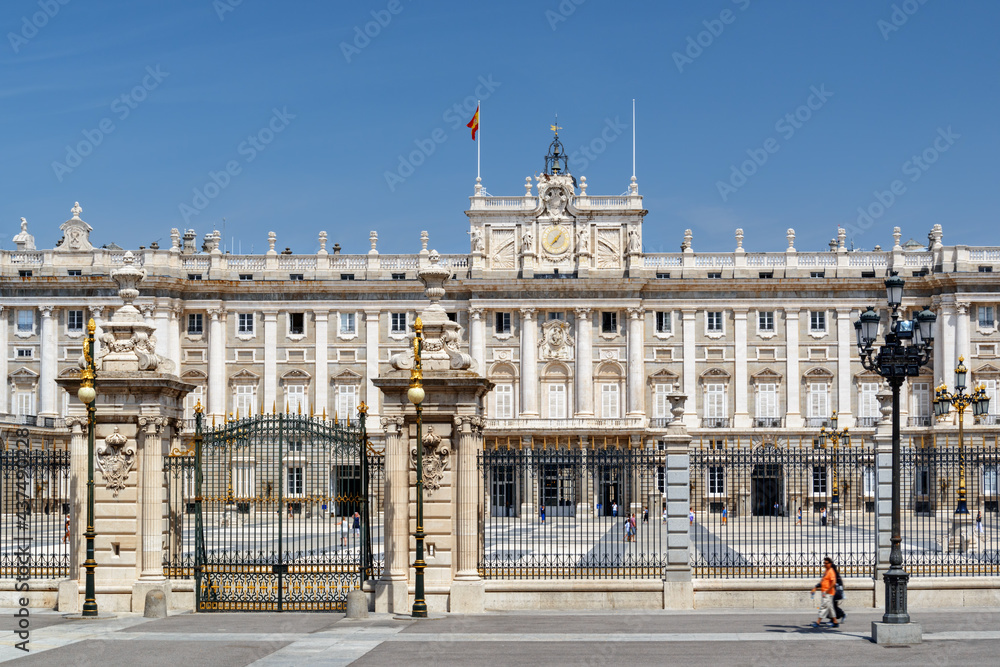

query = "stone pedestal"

[
  {"left": 871, "top": 621, "right": 923, "bottom": 645},
  {"left": 661, "top": 395, "right": 693, "bottom": 609}
]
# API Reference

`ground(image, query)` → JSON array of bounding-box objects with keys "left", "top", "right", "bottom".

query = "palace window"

[
  {"left": 600, "top": 384, "right": 620, "bottom": 419},
  {"left": 655, "top": 311, "right": 671, "bottom": 334},
  {"left": 810, "top": 310, "right": 826, "bottom": 332},
  {"left": 756, "top": 383, "right": 778, "bottom": 419},
  {"left": 812, "top": 466, "right": 828, "bottom": 495},
  {"left": 984, "top": 466, "right": 998, "bottom": 496},
  {"left": 14, "top": 391, "right": 35, "bottom": 417},
  {"left": 234, "top": 384, "right": 256, "bottom": 416},
  {"left": 915, "top": 465, "right": 930, "bottom": 496},
  {"left": 601, "top": 311, "right": 617, "bottom": 334},
  {"left": 67, "top": 310, "right": 84, "bottom": 332},
  {"left": 863, "top": 466, "right": 876, "bottom": 497},
  {"left": 17, "top": 310, "right": 33, "bottom": 333},
  {"left": 238, "top": 313, "right": 254, "bottom": 334},
  {"left": 494, "top": 384, "right": 513, "bottom": 419},
  {"left": 807, "top": 382, "right": 829, "bottom": 419},
  {"left": 707, "top": 311, "right": 723, "bottom": 332},
  {"left": 239, "top": 274, "right": 253, "bottom": 281},
  {"left": 708, "top": 466, "right": 725, "bottom": 495},
  {"left": 336, "top": 384, "right": 358, "bottom": 422},
  {"left": 340, "top": 312, "right": 356, "bottom": 335},
  {"left": 288, "top": 312, "right": 305, "bottom": 336},
  {"left": 758, "top": 311, "right": 774, "bottom": 332},
  {"left": 705, "top": 383, "right": 727, "bottom": 419},
  {"left": 289, "top": 274, "right": 304, "bottom": 281},
  {"left": 286, "top": 467, "right": 304, "bottom": 497},
  {"left": 859, "top": 382, "right": 880, "bottom": 420},
  {"left": 495, "top": 312, "right": 511, "bottom": 334},
  {"left": 16, "top": 348, "right": 32, "bottom": 358},
  {"left": 653, "top": 384, "right": 671, "bottom": 419},
  {"left": 910, "top": 382, "right": 930, "bottom": 419},
  {"left": 67, "top": 270, "right": 82, "bottom": 276},
  {"left": 286, "top": 384, "right": 306, "bottom": 414},
  {"left": 187, "top": 313, "right": 203, "bottom": 335},
  {"left": 547, "top": 384, "right": 567, "bottom": 419},
  {"left": 979, "top": 306, "right": 995, "bottom": 329},
  {"left": 390, "top": 312, "right": 407, "bottom": 334},
  {"left": 184, "top": 385, "right": 205, "bottom": 420},
  {"left": 983, "top": 380, "right": 998, "bottom": 416}
]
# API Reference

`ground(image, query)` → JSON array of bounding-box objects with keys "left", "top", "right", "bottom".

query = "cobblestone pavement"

[{"left": 2, "top": 607, "right": 999, "bottom": 665}]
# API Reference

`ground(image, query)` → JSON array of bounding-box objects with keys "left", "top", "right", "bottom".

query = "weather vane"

[{"left": 550, "top": 114, "right": 562, "bottom": 134}]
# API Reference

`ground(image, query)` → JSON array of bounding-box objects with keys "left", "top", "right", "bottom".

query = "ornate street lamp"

[
  {"left": 406, "top": 317, "right": 427, "bottom": 618},
  {"left": 933, "top": 357, "right": 990, "bottom": 516},
  {"left": 75, "top": 319, "right": 99, "bottom": 617},
  {"left": 855, "top": 273, "right": 935, "bottom": 626},
  {"left": 819, "top": 412, "right": 850, "bottom": 506}
]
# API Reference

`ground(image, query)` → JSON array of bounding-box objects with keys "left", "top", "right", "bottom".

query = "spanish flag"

[{"left": 467, "top": 105, "right": 480, "bottom": 140}]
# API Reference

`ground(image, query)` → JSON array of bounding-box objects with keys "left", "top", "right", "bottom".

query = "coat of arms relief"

[{"left": 539, "top": 319, "right": 574, "bottom": 360}]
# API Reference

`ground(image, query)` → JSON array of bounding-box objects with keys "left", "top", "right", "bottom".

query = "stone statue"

[
  {"left": 628, "top": 228, "right": 642, "bottom": 254},
  {"left": 470, "top": 228, "right": 484, "bottom": 253},
  {"left": 521, "top": 230, "right": 533, "bottom": 254},
  {"left": 12, "top": 218, "right": 35, "bottom": 251},
  {"left": 577, "top": 228, "right": 589, "bottom": 254}
]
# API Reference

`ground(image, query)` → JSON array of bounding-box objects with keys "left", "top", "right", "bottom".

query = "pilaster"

[
  {"left": 469, "top": 307, "right": 486, "bottom": 370},
  {"left": 0, "top": 307, "right": 7, "bottom": 412},
  {"left": 836, "top": 308, "right": 854, "bottom": 424},
  {"left": 314, "top": 310, "right": 329, "bottom": 415},
  {"left": 681, "top": 309, "right": 697, "bottom": 428},
  {"left": 375, "top": 415, "right": 409, "bottom": 614},
  {"left": 733, "top": 308, "right": 749, "bottom": 428},
  {"left": 38, "top": 305, "right": 56, "bottom": 417},
  {"left": 785, "top": 309, "right": 802, "bottom": 428},
  {"left": 626, "top": 307, "right": 645, "bottom": 418},
  {"left": 520, "top": 308, "right": 538, "bottom": 416},
  {"left": 365, "top": 310, "right": 381, "bottom": 420},
  {"left": 574, "top": 307, "right": 594, "bottom": 416},
  {"left": 207, "top": 308, "right": 226, "bottom": 420},
  {"left": 263, "top": 309, "right": 278, "bottom": 411}
]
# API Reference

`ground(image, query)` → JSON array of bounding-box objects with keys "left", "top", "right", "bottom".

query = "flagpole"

[
  {"left": 477, "top": 99, "right": 481, "bottom": 180},
  {"left": 632, "top": 98, "right": 636, "bottom": 179}
]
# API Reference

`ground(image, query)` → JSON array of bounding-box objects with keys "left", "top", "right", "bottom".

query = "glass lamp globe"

[
  {"left": 407, "top": 385, "right": 425, "bottom": 405},
  {"left": 78, "top": 384, "right": 96, "bottom": 404}
]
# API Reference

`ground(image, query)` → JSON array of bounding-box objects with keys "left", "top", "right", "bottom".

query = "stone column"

[
  {"left": 208, "top": 308, "right": 226, "bottom": 420},
  {"left": 365, "top": 310, "right": 381, "bottom": 418},
  {"left": 574, "top": 307, "right": 594, "bottom": 416},
  {"left": 39, "top": 306, "right": 56, "bottom": 418},
  {"left": 940, "top": 301, "right": 956, "bottom": 391},
  {"left": 837, "top": 308, "right": 854, "bottom": 424},
  {"left": 314, "top": 310, "right": 329, "bottom": 415},
  {"left": 138, "top": 416, "right": 166, "bottom": 580},
  {"left": 932, "top": 297, "right": 944, "bottom": 386},
  {"left": 733, "top": 308, "right": 749, "bottom": 428},
  {"left": 956, "top": 302, "right": 970, "bottom": 369},
  {"left": 785, "top": 309, "right": 802, "bottom": 428},
  {"left": 0, "top": 307, "right": 7, "bottom": 412},
  {"left": 452, "top": 416, "right": 486, "bottom": 612},
  {"left": 626, "top": 307, "right": 645, "bottom": 418},
  {"left": 153, "top": 303, "right": 170, "bottom": 361},
  {"left": 520, "top": 308, "right": 538, "bottom": 416},
  {"left": 375, "top": 415, "right": 409, "bottom": 613},
  {"left": 263, "top": 310, "right": 278, "bottom": 411},
  {"left": 169, "top": 306, "right": 182, "bottom": 370},
  {"left": 681, "top": 309, "right": 697, "bottom": 428},
  {"left": 469, "top": 307, "right": 485, "bottom": 369}
]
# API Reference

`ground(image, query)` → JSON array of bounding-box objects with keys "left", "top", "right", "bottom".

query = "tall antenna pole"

[
  {"left": 632, "top": 99, "right": 636, "bottom": 179},
  {"left": 477, "top": 100, "right": 481, "bottom": 180}
]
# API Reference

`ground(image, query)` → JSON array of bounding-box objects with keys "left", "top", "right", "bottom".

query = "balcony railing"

[
  {"left": 0, "top": 413, "right": 66, "bottom": 428},
  {"left": 649, "top": 417, "right": 675, "bottom": 429},
  {"left": 701, "top": 418, "right": 731, "bottom": 428},
  {"left": 805, "top": 417, "right": 829, "bottom": 428},
  {"left": 483, "top": 417, "right": 644, "bottom": 431},
  {"left": 977, "top": 415, "right": 999, "bottom": 426},
  {"left": 855, "top": 417, "right": 879, "bottom": 428},
  {"left": 908, "top": 416, "right": 932, "bottom": 427},
  {"left": 753, "top": 417, "right": 783, "bottom": 428}
]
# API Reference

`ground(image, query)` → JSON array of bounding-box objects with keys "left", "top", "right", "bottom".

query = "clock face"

[{"left": 542, "top": 225, "right": 570, "bottom": 255}]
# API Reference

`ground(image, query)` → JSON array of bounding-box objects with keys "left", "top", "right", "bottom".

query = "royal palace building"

[{"left": 3, "top": 137, "right": 1000, "bottom": 519}]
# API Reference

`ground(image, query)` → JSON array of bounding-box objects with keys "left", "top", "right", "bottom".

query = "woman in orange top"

[{"left": 810, "top": 557, "right": 839, "bottom": 628}]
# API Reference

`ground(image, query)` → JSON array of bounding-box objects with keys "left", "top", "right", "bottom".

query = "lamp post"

[
  {"left": 819, "top": 411, "right": 850, "bottom": 507},
  {"left": 855, "top": 272, "right": 936, "bottom": 626},
  {"left": 933, "top": 357, "right": 990, "bottom": 519},
  {"left": 75, "top": 319, "right": 99, "bottom": 617},
  {"left": 406, "top": 317, "right": 427, "bottom": 618}
]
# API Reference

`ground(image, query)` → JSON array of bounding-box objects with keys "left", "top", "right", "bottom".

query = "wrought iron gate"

[{"left": 194, "top": 406, "right": 377, "bottom": 611}]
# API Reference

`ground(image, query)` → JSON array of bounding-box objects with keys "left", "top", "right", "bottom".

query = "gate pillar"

[
  {"left": 662, "top": 392, "right": 694, "bottom": 609},
  {"left": 375, "top": 415, "right": 409, "bottom": 614}
]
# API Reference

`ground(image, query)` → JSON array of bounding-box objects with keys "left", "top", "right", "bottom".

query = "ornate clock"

[{"left": 542, "top": 225, "right": 570, "bottom": 255}]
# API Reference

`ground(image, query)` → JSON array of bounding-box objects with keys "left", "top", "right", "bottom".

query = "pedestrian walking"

[
  {"left": 796, "top": 507, "right": 802, "bottom": 526},
  {"left": 821, "top": 507, "right": 828, "bottom": 527},
  {"left": 540, "top": 505, "right": 546, "bottom": 524},
  {"left": 688, "top": 508, "right": 695, "bottom": 524},
  {"left": 721, "top": 506, "right": 728, "bottom": 525},
  {"left": 976, "top": 509, "right": 984, "bottom": 536},
  {"left": 352, "top": 511, "right": 361, "bottom": 535},
  {"left": 340, "top": 517, "right": 349, "bottom": 546},
  {"left": 642, "top": 507, "right": 649, "bottom": 523},
  {"left": 612, "top": 502, "right": 618, "bottom": 518},
  {"left": 629, "top": 513, "right": 637, "bottom": 542},
  {"left": 810, "top": 556, "right": 840, "bottom": 628},
  {"left": 62, "top": 514, "right": 70, "bottom": 544}
]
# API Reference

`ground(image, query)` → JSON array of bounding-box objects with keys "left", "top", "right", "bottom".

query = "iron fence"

[
  {"left": 902, "top": 434, "right": 1000, "bottom": 576},
  {"left": 163, "top": 452, "right": 196, "bottom": 578},
  {"left": 479, "top": 445, "right": 668, "bottom": 579},
  {"left": 690, "top": 436, "right": 877, "bottom": 578},
  {"left": 0, "top": 447, "right": 70, "bottom": 578}
]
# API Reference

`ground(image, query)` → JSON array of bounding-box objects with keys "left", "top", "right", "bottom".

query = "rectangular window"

[
  {"left": 758, "top": 311, "right": 774, "bottom": 332},
  {"left": 390, "top": 313, "right": 407, "bottom": 334},
  {"left": 67, "top": 270, "right": 82, "bottom": 276},
  {"left": 495, "top": 312, "right": 511, "bottom": 334},
  {"left": 910, "top": 382, "right": 930, "bottom": 418},
  {"left": 67, "top": 310, "right": 84, "bottom": 332},
  {"left": 17, "top": 310, "right": 33, "bottom": 332},
  {"left": 289, "top": 312, "right": 304, "bottom": 335},
  {"left": 234, "top": 384, "right": 256, "bottom": 416},
  {"left": 758, "top": 271, "right": 773, "bottom": 279},
  {"left": 233, "top": 462, "right": 255, "bottom": 498},
  {"left": 286, "top": 384, "right": 306, "bottom": 414},
  {"left": 187, "top": 273, "right": 202, "bottom": 281},
  {"left": 812, "top": 466, "right": 828, "bottom": 494},
  {"left": 239, "top": 274, "right": 253, "bottom": 281},
  {"left": 655, "top": 311, "right": 671, "bottom": 334},
  {"left": 340, "top": 273, "right": 355, "bottom": 281},
  {"left": 15, "top": 391, "right": 34, "bottom": 416},
  {"left": 548, "top": 312, "right": 564, "bottom": 321},
  {"left": 863, "top": 466, "right": 876, "bottom": 497},
  {"left": 979, "top": 306, "right": 995, "bottom": 329},
  {"left": 980, "top": 266, "right": 994, "bottom": 273},
  {"left": 859, "top": 382, "right": 880, "bottom": 419},
  {"left": 600, "top": 384, "right": 620, "bottom": 419},
  {"left": 184, "top": 385, "right": 205, "bottom": 420},
  {"left": 915, "top": 465, "right": 930, "bottom": 496},
  {"left": 238, "top": 313, "right": 254, "bottom": 334},
  {"left": 340, "top": 312, "right": 356, "bottom": 335},
  {"left": 187, "top": 313, "right": 203, "bottom": 335},
  {"left": 808, "top": 383, "right": 829, "bottom": 419},
  {"left": 495, "top": 384, "right": 513, "bottom": 419},
  {"left": 656, "top": 272, "right": 670, "bottom": 279},
  {"left": 16, "top": 348, "right": 32, "bottom": 358},
  {"left": 756, "top": 383, "right": 778, "bottom": 419},
  {"left": 984, "top": 466, "right": 998, "bottom": 496},
  {"left": 708, "top": 466, "right": 725, "bottom": 495},
  {"left": 391, "top": 272, "right": 406, "bottom": 280},
  {"left": 707, "top": 311, "right": 723, "bottom": 332},
  {"left": 653, "top": 384, "right": 670, "bottom": 418},
  {"left": 984, "top": 380, "right": 999, "bottom": 416},
  {"left": 810, "top": 310, "right": 826, "bottom": 332},
  {"left": 707, "top": 272, "right": 722, "bottom": 279},
  {"left": 705, "top": 383, "right": 726, "bottom": 419},
  {"left": 601, "top": 311, "right": 617, "bottom": 333},
  {"left": 810, "top": 271, "right": 825, "bottom": 278},
  {"left": 18, "top": 270, "right": 32, "bottom": 278},
  {"left": 336, "top": 385, "right": 358, "bottom": 422},
  {"left": 287, "top": 467, "right": 304, "bottom": 496},
  {"left": 289, "top": 273, "right": 304, "bottom": 281},
  {"left": 547, "top": 384, "right": 567, "bottom": 419}
]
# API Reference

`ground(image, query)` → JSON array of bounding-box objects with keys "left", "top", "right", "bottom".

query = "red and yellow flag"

[{"left": 467, "top": 105, "right": 480, "bottom": 140}]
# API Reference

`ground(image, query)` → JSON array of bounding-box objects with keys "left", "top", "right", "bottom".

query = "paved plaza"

[{"left": 3, "top": 607, "right": 1000, "bottom": 665}]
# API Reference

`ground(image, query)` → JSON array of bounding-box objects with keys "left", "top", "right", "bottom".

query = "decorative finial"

[
  {"left": 420, "top": 230, "right": 429, "bottom": 253},
  {"left": 786, "top": 228, "right": 796, "bottom": 250},
  {"left": 71, "top": 202, "right": 82, "bottom": 219},
  {"left": 267, "top": 231, "right": 276, "bottom": 255},
  {"left": 369, "top": 230, "right": 378, "bottom": 255},
  {"left": 735, "top": 228, "right": 744, "bottom": 250}
]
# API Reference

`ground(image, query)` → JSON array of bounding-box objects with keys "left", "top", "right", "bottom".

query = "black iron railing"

[
  {"left": 0, "top": 448, "right": 70, "bottom": 578},
  {"left": 690, "top": 437, "right": 877, "bottom": 578},
  {"left": 902, "top": 435, "right": 1000, "bottom": 576},
  {"left": 163, "top": 454, "right": 196, "bottom": 578},
  {"left": 479, "top": 446, "right": 668, "bottom": 579}
]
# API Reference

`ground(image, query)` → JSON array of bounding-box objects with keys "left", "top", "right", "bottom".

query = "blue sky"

[{"left": 2, "top": 0, "right": 998, "bottom": 255}]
